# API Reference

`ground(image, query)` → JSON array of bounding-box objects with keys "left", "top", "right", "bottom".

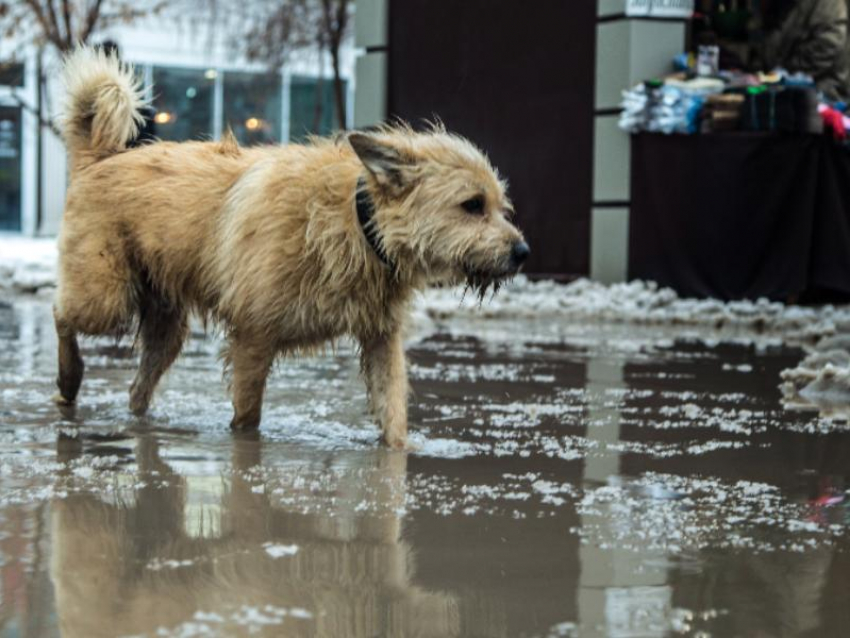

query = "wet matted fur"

[{"left": 54, "top": 47, "right": 529, "bottom": 448}]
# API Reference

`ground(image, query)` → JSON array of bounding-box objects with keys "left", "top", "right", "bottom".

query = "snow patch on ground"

[
  {"left": 418, "top": 277, "right": 850, "bottom": 341},
  {"left": 6, "top": 237, "right": 850, "bottom": 344},
  {"left": 153, "top": 604, "right": 313, "bottom": 637},
  {"left": 781, "top": 335, "right": 850, "bottom": 421},
  {"left": 409, "top": 435, "right": 483, "bottom": 458},
  {"left": 263, "top": 543, "right": 299, "bottom": 558},
  {"left": 0, "top": 236, "right": 57, "bottom": 293}
]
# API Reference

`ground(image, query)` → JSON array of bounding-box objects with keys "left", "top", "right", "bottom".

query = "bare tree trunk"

[
  {"left": 320, "top": 0, "right": 348, "bottom": 130},
  {"left": 312, "top": 36, "right": 326, "bottom": 132},
  {"left": 329, "top": 41, "right": 346, "bottom": 130}
]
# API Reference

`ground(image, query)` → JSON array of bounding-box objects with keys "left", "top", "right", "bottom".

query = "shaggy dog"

[{"left": 53, "top": 47, "right": 529, "bottom": 448}]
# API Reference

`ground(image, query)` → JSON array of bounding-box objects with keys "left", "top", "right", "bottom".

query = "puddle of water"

[{"left": 0, "top": 298, "right": 849, "bottom": 637}]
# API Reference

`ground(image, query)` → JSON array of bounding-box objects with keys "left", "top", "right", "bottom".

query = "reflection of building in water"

[
  {"left": 579, "top": 359, "right": 673, "bottom": 638},
  {"left": 49, "top": 436, "right": 458, "bottom": 638}
]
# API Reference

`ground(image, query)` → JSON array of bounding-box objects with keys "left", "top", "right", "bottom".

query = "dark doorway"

[{"left": 387, "top": 0, "right": 597, "bottom": 276}]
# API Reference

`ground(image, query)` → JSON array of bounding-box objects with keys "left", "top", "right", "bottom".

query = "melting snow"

[
  {"left": 262, "top": 543, "right": 299, "bottom": 558},
  {"left": 417, "top": 277, "right": 850, "bottom": 342},
  {"left": 0, "top": 236, "right": 57, "bottom": 293},
  {"left": 6, "top": 236, "right": 850, "bottom": 346}
]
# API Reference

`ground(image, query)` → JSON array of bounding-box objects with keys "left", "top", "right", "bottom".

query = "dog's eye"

[{"left": 460, "top": 196, "right": 485, "bottom": 214}]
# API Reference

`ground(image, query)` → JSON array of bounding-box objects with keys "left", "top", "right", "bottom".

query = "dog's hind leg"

[
  {"left": 227, "top": 335, "right": 276, "bottom": 430},
  {"left": 54, "top": 307, "right": 84, "bottom": 406},
  {"left": 129, "top": 296, "right": 188, "bottom": 415},
  {"left": 53, "top": 228, "right": 137, "bottom": 406},
  {"left": 361, "top": 330, "right": 409, "bottom": 449}
]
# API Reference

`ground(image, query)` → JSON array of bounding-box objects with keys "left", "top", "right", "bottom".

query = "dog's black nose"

[{"left": 511, "top": 241, "right": 530, "bottom": 266}]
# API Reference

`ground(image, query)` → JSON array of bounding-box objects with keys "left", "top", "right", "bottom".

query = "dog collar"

[{"left": 356, "top": 177, "right": 395, "bottom": 272}]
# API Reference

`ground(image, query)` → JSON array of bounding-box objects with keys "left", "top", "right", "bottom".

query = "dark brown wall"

[{"left": 387, "top": 0, "right": 597, "bottom": 276}]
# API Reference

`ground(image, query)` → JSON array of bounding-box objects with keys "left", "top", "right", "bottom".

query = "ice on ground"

[
  {"left": 147, "top": 558, "right": 197, "bottom": 571},
  {"left": 5, "top": 236, "right": 850, "bottom": 343},
  {"left": 263, "top": 543, "right": 299, "bottom": 558},
  {"left": 152, "top": 604, "right": 313, "bottom": 637},
  {"left": 408, "top": 435, "right": 483, "bottom": 458},
  {"left": 576, "top": 473, "right": 846, "bottom": 554},
  {"left": 0, "top": 236, "right": 57, "bottom": 293},
  {"left": 782, "top": 361, "right": 850, "bottom": 420},
  {"left": 546, "top": 621, "right": 578, "bottom": 637},
  {"left": 418, "top": 277, "right": 850, "bottom": 342},
  {"left": 780, "top": 335, "right": 850, "bottom": 420}
]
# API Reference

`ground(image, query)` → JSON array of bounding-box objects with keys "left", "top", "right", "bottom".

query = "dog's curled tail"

[{"left": 62, "top": 46, "right": 146, "bottom": 166}]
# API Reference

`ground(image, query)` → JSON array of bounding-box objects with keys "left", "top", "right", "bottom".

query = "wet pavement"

[{"left": 1, "top": 296, "right": 849, "bottom": 637}]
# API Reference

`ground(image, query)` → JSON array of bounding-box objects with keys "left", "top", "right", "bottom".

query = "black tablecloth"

[{"left": 629, "top": 132, "right": 850, "bottom": 301}]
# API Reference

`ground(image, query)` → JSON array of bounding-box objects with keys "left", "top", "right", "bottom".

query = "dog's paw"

[
  {"left": 52, "top": 392, "right": 75, "bottom": 407},
  {"left": 230, "top": 416, "right": 261, "bottom": 431},
  {"left": 382, "top": 434, "right": 413, "bottom": 451},
  {"left": 128, "top": 395, "right": 150, "bottom": 416}
]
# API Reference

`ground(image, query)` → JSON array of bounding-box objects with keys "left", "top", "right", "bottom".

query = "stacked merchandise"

[
  {"left": 620, "top": 70, "right": 830, "bottom": 136},
  {"left": 737, "top": 85, "right": 822, "bottom": 133},
  {"left": 619, "top": 78, "right": 724, "bottom": 134},
  {"left": 702, "top": 93, "right": 745, "bottom": 131}
]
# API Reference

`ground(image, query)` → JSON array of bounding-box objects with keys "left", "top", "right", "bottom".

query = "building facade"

[{"left": 0, "top": 16, "right": 355, "bottom": 237}]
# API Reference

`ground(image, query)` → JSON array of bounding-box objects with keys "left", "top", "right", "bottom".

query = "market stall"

[
  {"left": 625, "top": 0, "right": 850, "bottom": 301},
  {"left": 630, "top": 132, "right": 850, "bottom": 300}
]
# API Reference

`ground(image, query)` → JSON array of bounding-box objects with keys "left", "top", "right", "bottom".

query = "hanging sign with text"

[{"left": 626, "top": 0, "right": 694, "bottom": 18}]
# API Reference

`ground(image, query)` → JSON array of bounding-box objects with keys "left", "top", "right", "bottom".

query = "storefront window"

[
  {"left": 0, "top": 107, "right": 21, "bottom": 231},
  {"left": 0, "top": 62, "right": 24, "bottom": 87},
  {"left": 152, "top": 67, "right": 215, "bottom": 141},
  {"left": 222, "top": 71, "right": 281, "bottom": 146},
  {"left": 289, "top": 76, "right": 347, "bottom": 142}
]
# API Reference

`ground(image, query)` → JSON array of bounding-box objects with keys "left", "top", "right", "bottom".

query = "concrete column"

[
  {"left": 591, "top": 1, "right": 687, "bottom": 283},
  {"left": 353, "top": 0, "right": 388, "bottom": 128}
]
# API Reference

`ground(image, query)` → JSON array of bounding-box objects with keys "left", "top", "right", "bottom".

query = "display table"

[{"left": 629, "top": 132, "right": 850, "bottom": 301}]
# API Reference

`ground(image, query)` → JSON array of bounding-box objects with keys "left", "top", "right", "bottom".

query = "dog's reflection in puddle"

[{"left": 50, "top": 432, "right": 459, "bottom": 637}]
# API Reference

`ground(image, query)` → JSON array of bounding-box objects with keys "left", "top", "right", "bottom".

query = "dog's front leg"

[
  {"left": 228, "top": 336, "right": 276, "bottom": 431},
  {"left": 361, "top": 330, "right": 409, "bottom": 449}
]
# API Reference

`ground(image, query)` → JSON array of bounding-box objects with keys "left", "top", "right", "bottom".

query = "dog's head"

[{"left": 348, "top": 125, "right": 528, "bottom": 297}]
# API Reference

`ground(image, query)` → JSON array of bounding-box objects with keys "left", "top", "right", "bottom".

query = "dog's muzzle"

[{"left": 510, "top": 241, "right": 530, "bottom": 269}]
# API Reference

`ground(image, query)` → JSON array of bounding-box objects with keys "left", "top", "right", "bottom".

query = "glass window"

[
  {"left": 0, "top": 106, "right": 21, "bottom": 231},
  {"left": 152, "top": 67, "right": 215, "bottom": 142},
  {"left": 222, "top": 71, "right": 281, "bottom": 146},
  {"left": 0, "top": 62, "right": 24, "bottom": 87},
  {"left": 289, "top": 76, "right": 347, "bottom": 143}
]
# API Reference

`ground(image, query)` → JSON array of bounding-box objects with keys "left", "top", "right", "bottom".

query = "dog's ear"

[{"left": 348, "top": 132, "right": 415, "bottom": 193}]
